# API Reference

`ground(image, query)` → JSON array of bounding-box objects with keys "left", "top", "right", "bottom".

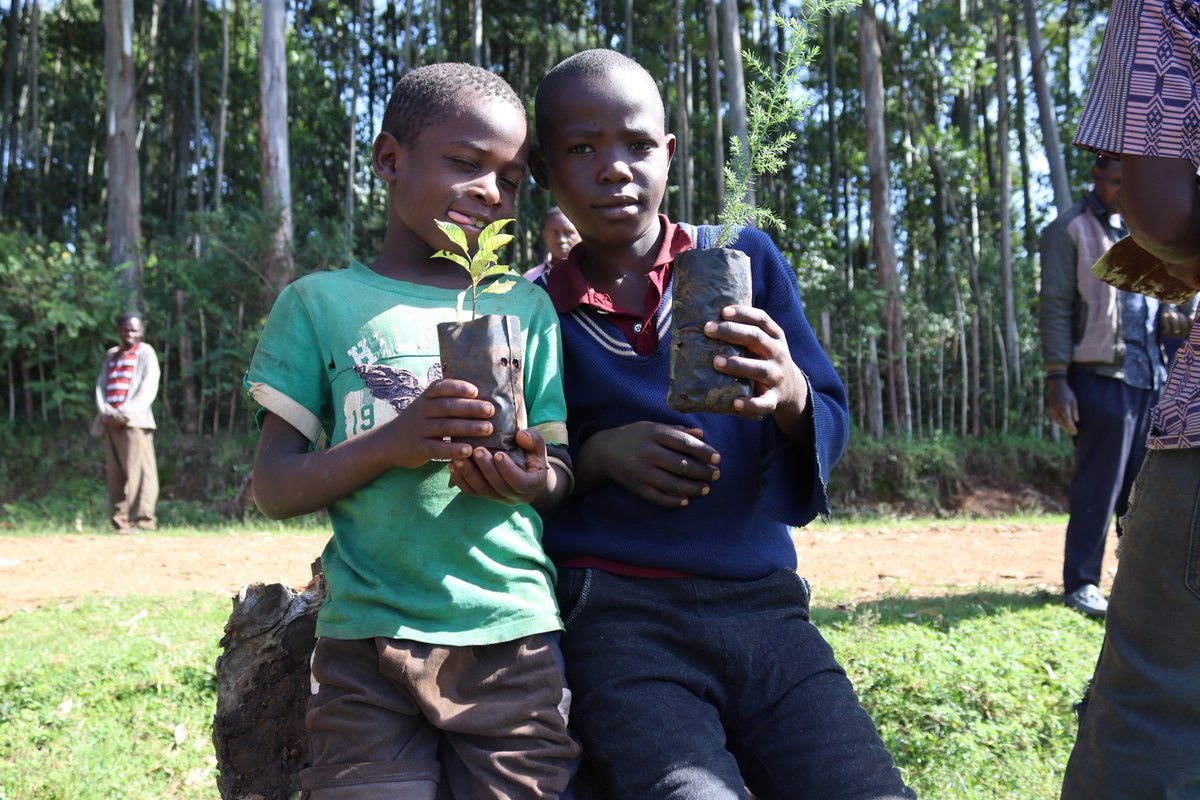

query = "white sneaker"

[{"left": 1064, "top": 584, "right": 1108, "bottom": 618}]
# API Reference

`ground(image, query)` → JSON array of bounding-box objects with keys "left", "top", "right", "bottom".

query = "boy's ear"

[
  {"left": 372, "top": 132, "right": 404, "bottom": 181},
  {"left": 666, "top": 133, "right": 677, "bottom": 163},
  {"left": 530, "top": 147, "right": 550, "bottom": 190}
]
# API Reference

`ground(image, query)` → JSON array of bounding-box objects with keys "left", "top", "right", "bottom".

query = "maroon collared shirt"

[{"left": 543, "top": 216, "right": 694, "bottom": 356}]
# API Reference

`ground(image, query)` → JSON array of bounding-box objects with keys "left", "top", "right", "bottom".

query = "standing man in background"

[
  {"left": 1038, "top": 156, "right": 1185, "bottom": 618},
  {"left": 91, "top": 312, "right": 160, "bottom": 534}
]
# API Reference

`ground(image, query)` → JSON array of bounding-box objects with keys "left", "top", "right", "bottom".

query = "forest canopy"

[{"left": 0, "top": 0, "right": 1112, "bottom": 440}]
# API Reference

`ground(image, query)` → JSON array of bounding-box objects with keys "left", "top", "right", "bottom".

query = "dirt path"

[{"left": 0, "top": 519, "right": 1116, "bottom": 613}]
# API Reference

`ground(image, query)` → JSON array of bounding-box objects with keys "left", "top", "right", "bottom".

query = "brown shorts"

[{"left": 300, "top": 633, "right": 579, "bottom": 799}]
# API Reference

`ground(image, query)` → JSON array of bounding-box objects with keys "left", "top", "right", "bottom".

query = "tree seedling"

[
  {"left": 714, "top": 1, "right": 859, "bottom": 248},
  {"left": 433, "top": 218, "right": 519, "bottom": 320}
]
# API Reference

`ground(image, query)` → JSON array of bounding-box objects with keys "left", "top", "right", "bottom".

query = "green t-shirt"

[{"left": 245, "top": 261, "right": 567, "bottom": 645}]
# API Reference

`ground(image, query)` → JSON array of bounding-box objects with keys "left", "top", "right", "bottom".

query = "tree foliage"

[{"left": 0, "top": 0, "right": 1115, "bottom": 443}]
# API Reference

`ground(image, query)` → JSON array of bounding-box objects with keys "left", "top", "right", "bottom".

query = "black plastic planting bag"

[
  {"left": 437, "top": 314, "right": 527, "bottom": 466},
  {"left": 668, "top": 246, "right": 753, "bottom": 414}
]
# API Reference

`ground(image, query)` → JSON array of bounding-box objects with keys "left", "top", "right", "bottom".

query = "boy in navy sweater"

[{"left": 526, "top": 49, "right": 913, "bottom": 799}]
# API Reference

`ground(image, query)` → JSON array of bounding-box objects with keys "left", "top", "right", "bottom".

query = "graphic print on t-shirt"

[{"left": 342, "top": 362, "right": 444, "bottom": 439}]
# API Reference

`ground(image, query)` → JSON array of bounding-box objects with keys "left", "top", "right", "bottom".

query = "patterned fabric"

[
  {"left": 104, "top": 343, "right": 140, "bottom": 407},
  {"left": 1075, "top": 0, "right": 1200, "bottom": 168},
  {"left": 1076, "top": 0, "right": 1200, "bottom": 449}
]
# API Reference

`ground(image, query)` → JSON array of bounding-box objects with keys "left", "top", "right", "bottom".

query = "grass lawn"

[{"left": 0, "top": 530, "right": 1105, "bottom": 799}]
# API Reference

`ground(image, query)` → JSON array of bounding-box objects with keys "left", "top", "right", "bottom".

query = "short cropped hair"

[
  {"left": 381, "top": 63, "right": 524, "bottom": 148},
  {"left": 535, "top": 49, "right": 662, "bottom": 145},
  {"left": 118, "top": 311, "right": 142, "bottom": 327}
]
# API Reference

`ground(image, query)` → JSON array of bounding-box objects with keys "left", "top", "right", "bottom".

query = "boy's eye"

[
  {"left": 630, "top": 141, "right": 654, "bottom": 152},
  {"left": 567, "top": 143, "right": 594, "bottom": 155},
  {"left": 448, "top": 156, "right": 478, "bottom": 170},
  {"left": 499, "top": 175, "right": 520, "bottom": 190}
]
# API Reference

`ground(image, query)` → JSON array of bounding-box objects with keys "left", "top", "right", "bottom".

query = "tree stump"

[{"left": 212, "top": 568, "right": 324, "bottom": 800}]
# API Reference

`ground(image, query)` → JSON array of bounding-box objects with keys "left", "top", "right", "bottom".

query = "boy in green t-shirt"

[{"left": 245, "top": 63, "right": 578, "bottom": 799}]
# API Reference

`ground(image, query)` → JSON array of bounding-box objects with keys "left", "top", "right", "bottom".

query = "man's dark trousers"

[{"left": 1064, "top": 368, "right": 1155, "bottom": 593}]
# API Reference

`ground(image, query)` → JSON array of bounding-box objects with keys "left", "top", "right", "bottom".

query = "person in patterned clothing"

[
  {"left": 1063, "top": 0, "right": 1200, "bottom": 795},
  {"left": 91, "top": 312, "right": 160, "bottom": 533}
]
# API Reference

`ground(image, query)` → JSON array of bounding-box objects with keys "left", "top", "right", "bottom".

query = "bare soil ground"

[{"left": 0, "top": 517, "right": 1117, "bottom": 613}]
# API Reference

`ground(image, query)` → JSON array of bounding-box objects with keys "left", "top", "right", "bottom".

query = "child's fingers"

[
  {"left": 425, "top": 419, "right": 495, "bottom": 440},
  {"left": 421, "top": 396, "right": 495, "bottom": 420},
  {"left": 653, "top": 451, "right": 720, "bottom": 483},
  {"left": 423, "top": 378, "right": 481, "bottom": 399},
  {"left": 449, "top": 453, "right": 508, "bottom": 501}
]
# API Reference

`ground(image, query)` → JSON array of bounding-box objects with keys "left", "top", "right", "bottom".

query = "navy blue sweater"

[{"left": 541, "top": 225, "right": 850, "bottom": 580}]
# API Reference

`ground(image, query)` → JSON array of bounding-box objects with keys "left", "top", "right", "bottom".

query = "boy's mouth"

[
  {"left": 445, "top": 210, "right": 491, "bottom": 231},
  {"left": 593, "top": 195, "right": 640, "bottom": 217}
]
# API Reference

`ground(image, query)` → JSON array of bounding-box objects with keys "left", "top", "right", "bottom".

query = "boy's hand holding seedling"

[
  {"left": 705, "top": 304, "right": 812, "bottom": 439},
  {"left": 447, "top": 429, "right": 559, "bottom": 508}
]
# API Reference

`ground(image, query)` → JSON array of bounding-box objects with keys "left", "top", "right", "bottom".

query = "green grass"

[
  {"left": 0, "top": 535, "right": 1105, "bottom": 800},
  {"left": 0, "top": 594, "right": 228, "bottom": 800}
]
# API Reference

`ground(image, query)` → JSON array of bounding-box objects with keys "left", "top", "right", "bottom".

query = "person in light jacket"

[{"left": 92, "top": 312, "right": 159, "bottom": 533}]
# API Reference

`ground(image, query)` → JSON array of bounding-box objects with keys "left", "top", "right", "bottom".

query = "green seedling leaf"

[
  {"left": 432, "top": 218, "right": 519, "bottom": 319},
  {"left": 431, "top": 250, "right": 471, "bottom": 270},
  {"left": 481, "top": 279, "right": 516, "bottom": 297},
  {"left": 436, "top": 219, "right": 471, "bottom": 254}
]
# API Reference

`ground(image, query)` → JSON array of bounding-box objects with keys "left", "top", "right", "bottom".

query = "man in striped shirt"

[{"left": 91, "top": 313, "right": 160, "bottom": 533}]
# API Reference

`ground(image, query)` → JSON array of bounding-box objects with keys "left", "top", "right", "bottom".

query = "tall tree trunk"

[
  {"left": 1010, "top": 0, "right": 1037, "bottom": 266},
  {"left": 0, "top": 0, "right": 23, "bottom": 215},
  {"left": 1023, "top": 0, "right": 1071, "bottom": 211},
  {"left": 624, "top": 0, "right": 633, "bottom": 54},
  {"left": 720, "top": 0, "right": 749, "bottom": 203},
  {"left": 104, "top": 0, "right": 143, "bottom": 298},
  {"left": 26, "top": 0, "right": 39, "bottom": 233},
  {"left": 191, "top": 0, "right": 204, "bottom": 217},
  {"left": 672, "top": 0, "right": 691, "bottom": 222},
  {"left": 859, "top": 1, "right": 910, "bottom": 436},
  {"left": 214, "top": 0, "right": 229, "bottom": 212},
  {"left": 996, "top": 15, "right": 1019, "bottom": 387},
  {"left": 176, "top": 291, "right": 198, "bottom": 434},
  {"left": 826, "top": 12, "right": 842, "bottom": 259},
  {"left": 345, "top": 0, "right": 365, "bottom": 247},
  {"left": 470, "top": 0, "right": 482, "bottom": 65},
  {"left": 706, "top": 0, "right": 724, "bottom": 215},
  {"left": 259, "top": 0, "right": 295, "bottom": 298}
]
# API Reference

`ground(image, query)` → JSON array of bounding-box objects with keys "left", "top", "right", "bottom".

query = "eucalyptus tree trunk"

[
  {"left": 27, "top": 0, "right": 39, "bottom": 233},
  {"left": 672, "top": 0, "right": 691, "bottom": 222},
  {"left": 191, "top": 0, "right": 204, "bottom": 221},
  {"left": 624, "top": 0, "right": 633, "bottom": 55},
  {"left": 859, "top": 1, "right": 911, "bottom": 436},
  {"left": 104, "top": 0, "right": 143, "bottom": 296},
  {"left": 720, "top": 0, "right": 749, "bottom": 204},
  {"left": 214, "top": 0, "right": 229, "bottom": 212},
  {"left": 259, "top": 0, "right": 295, "bottom": 298},
  {"left": 825, "top": 12, "right": 842, "bottom": 259},
  {"left": 405, "top": 0, "right": 414, "bottom": 67},
  {"left": 0, "top": 0, "right": 22, "bottom": 214},
  {"left": 470, "top": 0, "right": 482, "bottom": 66},
  {"left": 1010, "top": 0, "right": 1036, "bottom": 265},
  {"left": 996, "top": 15, "right": 1019, "bottom": 389},
  {"left": 1023, "top": 0, "right": 1071, "bottom": 211},
  {"left": 346, "top": 0, "right": 366, "bottom": 245},
  {"left": 706, "top": 0, "right": 724, "bottom": 216}
]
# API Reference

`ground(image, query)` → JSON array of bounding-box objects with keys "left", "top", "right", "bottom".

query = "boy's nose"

[
  {"left": 599, "top": 159, "right": 633, "bottom": 183},
  {"left": 470, "top": 174, "right": 502, "bottom": 206}
]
